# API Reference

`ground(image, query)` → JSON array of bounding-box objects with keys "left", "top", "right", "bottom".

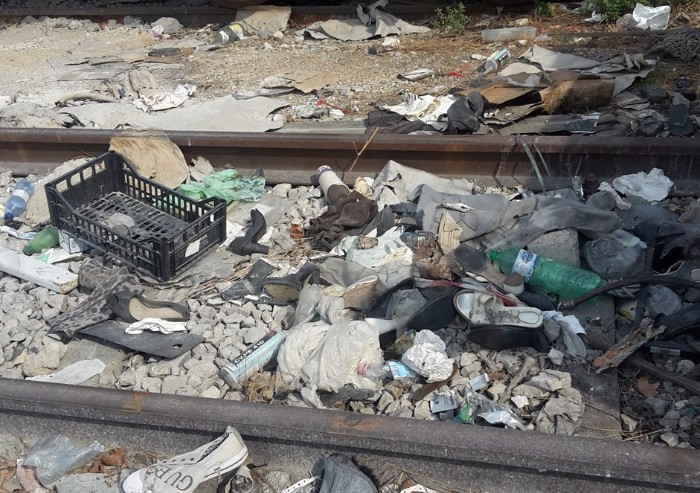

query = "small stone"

[
  {"left": 677, "top": 442, "right": 695, "bottom": 449},
  {"left": 543, "top": 319, "right": 560, "bottom": 341},
  {"left": 139, "top": 377, "right": 163, "bottom": 393},
  {"left": 547, "top": 348, "right": 564, "bottom": 366},
  {"left": 659, "top": 431, "right": 680, "bottom": 447},
  {"left": 676, "top": 360, "right": 695, "bottom": 376},
  {"left": 152, "top": 17, "right": 182, "bottom": 34},
  {"left": 645, "top": 396, "right": 669, "bottom": 416},
  {"left": 678, "top": 416, "right": 692, "bottom": 431},
  {"left": 377, "top": 392, "right": 394, "bottom": 413},
  {"left": 148, "top": 363, "right": 173, "bottom": 378},
  {"left": 243, "top": 325, "right": 267, "bottom": 344},
  {"left": 413, "top": 400, "right": 432, "bottom": 419},
  {"left": 176, "top": 386, "right": 198, "bottom": 397},
  {"left": 272, "top": 31, "right": 284, "bottom": 39},
  {"left": 620, "top": 413, "right": 638, "bottom": 432},
  {"left": 22, "top": 341, "right": 65, "bottom": 377},
  {"left": 187, "top": 362, "right": 218, "bottom": 379},
  {"left": 271, "top": 184, "right": 292, "bottom": 197},
  {"left": 511, "top": 395, "right": 529, "bottom": 409},
  {"left": 660, "top": 410, "right": 681, "bottom": 429},
  {"left": 200, "top": 387, "right": 221, "bottom": 399},
  {"left": 198, "top": 306, "right": 217, "bottom": 320},
  {"left": 385, "top": 381, "right": 405, "bottom": 400},
  {"left": 161, "top": 375, "right": 189, "bottom": 394},
  {"left": 68, "top": 19, "right": 81, "bottom": 29},
  {"left": 641, "top": 86, "right": 668, "bottom": 104},
  {"left": 486, "top": 382, "right": 506, "bottom": 401}
]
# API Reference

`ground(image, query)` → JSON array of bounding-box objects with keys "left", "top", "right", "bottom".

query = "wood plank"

[{"left": 0, "top": 247, "right": 78, "bottom": 293}]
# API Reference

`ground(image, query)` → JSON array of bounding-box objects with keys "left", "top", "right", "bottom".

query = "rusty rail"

[
  {"left": 0, "top": 128, "right": 698, "bottom": 194},
  {"left": 0, "top": 378, "right": 698, "bottom": 492}
]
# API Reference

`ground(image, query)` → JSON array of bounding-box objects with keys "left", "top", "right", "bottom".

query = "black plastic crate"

[{"left": 45, "top": 151, "right": 227, "bottom": 281}]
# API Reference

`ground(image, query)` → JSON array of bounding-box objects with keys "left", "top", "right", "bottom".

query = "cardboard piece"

[{"left": 109, "top": 131, "right": 189, "bottom": 189}]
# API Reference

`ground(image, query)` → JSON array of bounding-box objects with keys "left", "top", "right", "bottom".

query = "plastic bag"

[
  {"left": 543, "top": 311, "right": 587, "bottom": 357},
  {"left": 177, "top": 169, "right": 265, "bottom": 203},
  {"left": 301, "top": 319, "right": 382, "bottom": 392},
  {"left": 632, "top": 3, "right": 670, "bottom": 30},
  {"left": 277, "top": 321, "right": 329, "bottom": 387},
  {"left": 453, "top": 389, "right": 526, "bottom": 430},
  {"left": 293, "top": 284, "right": 323, "bottom": 327},
  {"left": 23, "top": 435, "right": 103, "bottom": 484}
]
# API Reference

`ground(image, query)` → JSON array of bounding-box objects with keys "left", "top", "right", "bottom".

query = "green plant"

[
  {"left": 533, "top": 1, "right": 554, "bottom": 17},
  {"left": 593, "top": 0, "right": 649, "bottom": 22},
  {"left": 433, "top": 3, "right": 470, "bottom": 34}
]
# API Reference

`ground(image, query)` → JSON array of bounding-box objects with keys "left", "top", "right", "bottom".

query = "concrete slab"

[
  {"left": 58, "top": 337, "right": 128, "bottom": 388},
  {"left": 528, "top": 228, "right": 580, "bottom": 267}
]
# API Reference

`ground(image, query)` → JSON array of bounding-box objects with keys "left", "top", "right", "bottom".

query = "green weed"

[
  {"left": 533, "top": 1, "right": 554, "bottom": 17},
  {"left": 433, "top": 3, "right": 471, "bottom": 34}
]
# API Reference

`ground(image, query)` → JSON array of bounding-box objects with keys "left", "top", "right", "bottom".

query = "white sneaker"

[{"left": 121, "top": 426, "right": 248, "bottom": 493}]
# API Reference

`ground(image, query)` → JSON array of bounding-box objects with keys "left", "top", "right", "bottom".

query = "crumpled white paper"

[
  {"left": 543, "top": 311, "right": 587, "bottom": 357},
  {"left": 401, "top": 330, "right": 454, "bottom": 382},
  {"left": 133, "top": 84, "right": 196, "bottom": 112},
  {"left": 611, "top": 168, "right": 673, "bottom": 203},
  {"left": 125, "top": 318, "right": 188, "bottom": 335}
]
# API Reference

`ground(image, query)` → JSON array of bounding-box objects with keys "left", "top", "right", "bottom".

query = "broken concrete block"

[
  {"left": 527, "top": 228, "right": 580, "bottom": 267},
  {"left": 530, "top": 369, "right": 571, "bottom": 392},
  {"left": 511, "top": 395, "right": 529, "bottom": 409}
]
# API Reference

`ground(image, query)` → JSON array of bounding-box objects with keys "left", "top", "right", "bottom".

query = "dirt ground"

[{"left": 0, "top": 6, "right": 697, "bottom": 127}]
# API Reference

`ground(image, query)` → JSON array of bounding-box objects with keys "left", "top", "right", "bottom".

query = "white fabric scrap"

[
  {"left": 612, "top": 168, "right": 673, "bottom": 203},
  {"left": 28, "top": 359, "right": 106, "bottom": 385},
  {"left": 126, "top": 318, "right": 188, "bottom": 335},
  {"left": 401, "top": 329, "right": 454, "bottom": 382},
  {"left": 544, "top": 311, "right": 587, "bottom": 357}
]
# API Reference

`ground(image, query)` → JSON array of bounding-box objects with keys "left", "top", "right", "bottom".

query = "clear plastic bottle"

[
  {"left": 23, "top": 226, "right": 59, "bottom": 255},
  {"left": 4, "top": 178, "right": 34, "bottom": 222},
  {"left": 489, "top": 248, "right": 604, "bottom": 300}
]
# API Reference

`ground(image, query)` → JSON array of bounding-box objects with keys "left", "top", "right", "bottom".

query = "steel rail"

[
  {"left": 0, "top": 378, "right": 698, "bottom": 492},
  {"left": 0, "top": 128, "right": 698, "bottom": 194},
  {"left": 0, "top": 3, "right": 530, "bottom": 24}
]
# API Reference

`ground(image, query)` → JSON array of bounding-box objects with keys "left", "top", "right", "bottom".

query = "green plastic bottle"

[
  {"left": 488, "top": 247, "right": 603, "bottom": 300},
  {"left": 23, "top": 227, "right": 60, "bottom": 255}
]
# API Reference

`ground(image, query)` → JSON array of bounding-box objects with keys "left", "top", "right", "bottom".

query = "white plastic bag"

[
  {"left": 276, "top": 321, "right": 329, "bottom": 386},
  {"left": 612, "top": 168, "right": 673, "bottom": 203},
  {"left": 632, "top": 3, "right": 670, "bottom": 30},
  {"left": 301, "top": 319, "right": 382, "bottom": 392},
  {"left": 276, "top": 319, "right": 383, "bottom": 392}
]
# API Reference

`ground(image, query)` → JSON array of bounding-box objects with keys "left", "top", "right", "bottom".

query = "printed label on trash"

[
  {"left": 512, "top": 249, "right": 538, "bottom": 281},
  {"left": 13, "top": 189, "right": 30, "bottom": 202},
  {"left": 185, "top": 239, "right": 201, "bottom": 258}
]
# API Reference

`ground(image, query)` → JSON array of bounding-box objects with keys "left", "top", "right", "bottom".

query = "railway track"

[
  {"left": 1, "top": 128, "right": 698, "bottom": 193},
  {"left": 0, "top": 128, "right": 699, "bottom": 491},
  {"left": 1, "top": 378, "right": 699, "bottom": 492},
  {"left": 0, "top": 1, "right": 535, "bottom": 24}
]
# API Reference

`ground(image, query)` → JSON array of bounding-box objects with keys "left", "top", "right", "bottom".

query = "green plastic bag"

[{"left": 177, "top": 169, "right": 265, "bottom": 203}]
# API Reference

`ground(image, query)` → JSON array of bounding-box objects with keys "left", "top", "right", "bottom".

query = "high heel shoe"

[
  {"left": 262, "top": 263, "right": 320, "bottom": 302},
  {"left": 229, "top": 209, "right": 269, "bottom": 256}
]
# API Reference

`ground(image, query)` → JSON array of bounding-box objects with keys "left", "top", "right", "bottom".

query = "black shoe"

[
  {"left": 468, "top": 325, "right": 550, "bottom": 352},
  {"left": 262, "top": 263, "right": 320, "bottom": 302},
  {"left": 107, "top": 291, "right": 190, "bottom": 323},
  {"left": 229, "top": 209, "right": 269, "bottom": 256}
]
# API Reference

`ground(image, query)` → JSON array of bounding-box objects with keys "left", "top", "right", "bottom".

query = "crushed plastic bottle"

[
  {"left": 489, "top": 248, "right": 604, "bottom": 300},
  {"left": 4, "top": 178, "right": 34, "bottom": 222}
]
